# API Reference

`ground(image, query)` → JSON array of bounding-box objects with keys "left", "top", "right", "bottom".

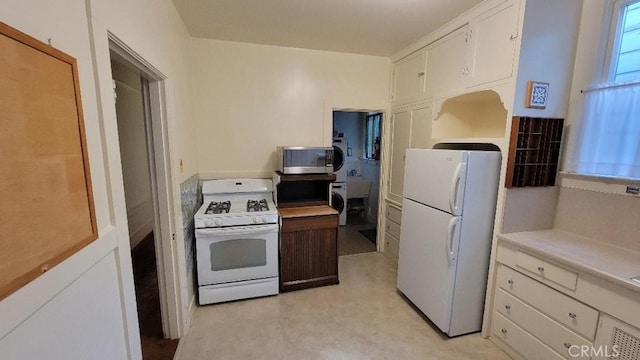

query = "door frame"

[
  {"left": 325, "top": 104, "right": 387, "bottom": 252},
  {"left": 108, "top": 35, "right": 183, "bottom": 339}
]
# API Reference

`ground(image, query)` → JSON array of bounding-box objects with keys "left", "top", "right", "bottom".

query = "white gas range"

[{"left": 194, "top": 179, "right": 279, "bottom": 305}]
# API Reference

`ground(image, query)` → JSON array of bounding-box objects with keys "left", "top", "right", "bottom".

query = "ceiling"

[{"left": 171, "top": 0, "right": 484, "bottom": 57}]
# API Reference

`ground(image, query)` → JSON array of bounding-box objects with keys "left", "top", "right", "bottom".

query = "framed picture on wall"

[{"left": 525, "top": 81, "right": 549, "bottom": 109}]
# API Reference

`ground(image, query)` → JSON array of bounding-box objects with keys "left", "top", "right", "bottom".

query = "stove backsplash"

[{"left": 180, "top": 174, "right": 201, "bottom": 290}]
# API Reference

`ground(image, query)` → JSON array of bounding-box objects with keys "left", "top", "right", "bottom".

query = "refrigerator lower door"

[{"left": 397, "top": 198, "right": 460, "bottom": 335}]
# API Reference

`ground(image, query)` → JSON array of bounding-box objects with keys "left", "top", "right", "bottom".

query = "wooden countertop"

[
  {"left": 498, "top": 230, "right": 640, "bottom": 293},
  {"left": 278, "top": 205, "right": 338, "bottom": 218}
]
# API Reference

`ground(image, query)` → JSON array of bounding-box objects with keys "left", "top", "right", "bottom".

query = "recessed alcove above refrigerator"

[{"left": 432, "top": 90, "right": 508, "bottom": 141}]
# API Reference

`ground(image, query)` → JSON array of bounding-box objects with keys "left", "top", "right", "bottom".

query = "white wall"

[
  {"left": 0, "top": 0, "right": 195, "bottom": 357},
  {"left": 512, "top": 0, "right": 582, "bottom": 118},
  {"left": 553, "top": 1, "right": 640, "bottom": 251},
  {"left": 190, "top": 38, "right": 390, "bottom": 178},
  {"left": 112, "top": 61, "right": 154, "bottom": 248}
]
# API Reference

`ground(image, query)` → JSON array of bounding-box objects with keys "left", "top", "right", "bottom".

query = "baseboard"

[{"left": 129, "top": 219, "right": 153, "bottom": 248}]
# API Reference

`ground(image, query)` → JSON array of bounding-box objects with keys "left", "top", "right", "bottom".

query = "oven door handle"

[{"left": 196, "top": 224, "right": 279, "bottom": 237}]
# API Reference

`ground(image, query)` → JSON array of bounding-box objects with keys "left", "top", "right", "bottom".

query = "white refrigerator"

[{"left": 397, "top": 148, "right": 501, "bottom": 337}]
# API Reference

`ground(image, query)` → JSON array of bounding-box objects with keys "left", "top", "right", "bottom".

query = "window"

[
  {"left": 608, "top": 0, "right": 640, "bottom": 82},
  {"left": 364, "top": 113, "right": 382, "bottom": 160},
  {"left": 566, "top": 0, "right": 640, "bottom": 179}
]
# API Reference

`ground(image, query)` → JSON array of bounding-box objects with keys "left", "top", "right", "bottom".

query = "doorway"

[
  {"left": 109, "top": 44, "right": 180, "bottom": 359},
  {"left": 332, "top": 110, "right": 383, "bottom": 256}
]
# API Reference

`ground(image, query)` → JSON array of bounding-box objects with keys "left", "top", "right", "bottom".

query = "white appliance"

[
  {"left": 397, "top": 148, "right": 500, "bottom": 337},
  {"left": 332, "top": 137, "right": 347, "bottom": 182},
  {"left": 330, "top": 182, "right": 347, "bottom": 226},
  {"left": 194, "top": 179, "right": 279, "bottom": 305}
]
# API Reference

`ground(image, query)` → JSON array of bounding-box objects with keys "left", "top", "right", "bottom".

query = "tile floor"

[
  {"left": 175, "top": 252, "right": 511, "bottom": 359},
  {"left": 338, "top": 216, "right": 377, "bottom": 256}
]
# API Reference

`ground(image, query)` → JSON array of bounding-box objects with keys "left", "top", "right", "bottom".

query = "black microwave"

[{"left": 277, "top": 146, "right": 334, "bottom": 174}]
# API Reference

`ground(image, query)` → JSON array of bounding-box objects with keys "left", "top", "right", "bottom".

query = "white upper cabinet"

[
  {"left": 391, "top": 48, "right": 427, "bottom": 104},
  {"left": 391, "top": 0, "right": 521, "bottom": 105},
  {"left": 424, "top": 26, "right": 469, "bottom": 97},
  {"left": 467, "top": 0, "right": 520, "bottom": 88}
]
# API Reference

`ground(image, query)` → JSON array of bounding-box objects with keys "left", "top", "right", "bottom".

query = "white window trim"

[{"left": 600, "top": 0, "right": 639, "bottom": 82}]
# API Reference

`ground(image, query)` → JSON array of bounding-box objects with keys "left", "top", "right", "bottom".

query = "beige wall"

[
  {"left": 190, "top": 38, "right": 390, "bottom": 178},
  {"left": 553, "top": 1, "right": 640, "bottom": 252}
]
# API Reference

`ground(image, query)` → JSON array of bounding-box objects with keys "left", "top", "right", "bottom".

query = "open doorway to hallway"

[
  {"left": 332, "top": 111, "right": 383, "bottom": 256},
  {"left": 110, "top": 56, "right": 178, "bottom": 359}
]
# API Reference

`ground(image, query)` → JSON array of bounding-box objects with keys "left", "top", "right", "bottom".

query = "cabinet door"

[
  {"left": 592, "top": 314, "right": 640, "bottom": 360},
  {"left": 280, "top": 215, "right": 339, "bottom": 292},
  {"left": 467, "top": 0, "right": 520, "bottom": 87},
  {"left": 424, "top": 26, "right": 468, "bottom": 97},
  {"left": 409, "top": 106, "right": 433, "bottom": 149},
  {"left": 392, "top": 48, "right": 427, "bottom": 104},
  {"left": 388, "top": 110, "right": 412, "bottom": 203}
]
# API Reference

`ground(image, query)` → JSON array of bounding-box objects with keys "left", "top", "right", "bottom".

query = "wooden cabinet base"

[
  {"left": 280, "top": 276, "right": 339, "bottom": 293},
  {"left": 279, "top": 212, "right": 339, "bottom": 292}
]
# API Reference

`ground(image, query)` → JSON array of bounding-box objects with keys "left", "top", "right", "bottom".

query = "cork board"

[{"left": 0, "top": 22, "right": 97, "bottom": 300}]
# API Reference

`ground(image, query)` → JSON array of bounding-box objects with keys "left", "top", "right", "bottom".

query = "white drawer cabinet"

[
  {"left": 514, "top": 251, "right": 578, "bottom": 291},
  {"left": 497, "top": 264, "right": 599, "bottom": 340},
  {"left": 492, "top": 312, "right": 565, "bottom": 360},
  {"left": 495, "top": 289, "right": 593, "bottom": 358},
  {"left": 383, "top": 203, "right": 402, "bottom": 259},
  {"left": 385, "top": 203, "right": 402, "bottom": 224},
  {"left": 491, "top": 239, "right": 640, "bottom": 360}
]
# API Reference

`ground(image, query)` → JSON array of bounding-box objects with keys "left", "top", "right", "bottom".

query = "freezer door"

[
  {"left": 397, "top": 198, "right": 461, "bottom": 334},
  {"left": 403, "top": 149, "right": 467, "bottom": 215}
]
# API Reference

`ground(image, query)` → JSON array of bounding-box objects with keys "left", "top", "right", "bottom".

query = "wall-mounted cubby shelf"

[{"left": 505, "top": 116, "right": 564, "bottom": 187}]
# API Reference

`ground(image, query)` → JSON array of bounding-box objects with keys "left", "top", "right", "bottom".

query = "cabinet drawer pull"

[
  {"left": 504, "top": 304, "right": 511, "bottom": 310},
  {"left": 564, "top": 343, "right": 572, "bottom": 349},
  {"left": 418, "top": 71, "right": 425, "bottom": 77},
  {"left": 568, "top": 312, "right": 577, "bottom": 319},
  {"left": 507, "top": 279, "right": 514, "bottom": 285},
  {"left": 537, "top": 266, "right": 545, "bottom": 272},
  {"left": 501, "top": 328, "right": 507, "bottom": 334}
]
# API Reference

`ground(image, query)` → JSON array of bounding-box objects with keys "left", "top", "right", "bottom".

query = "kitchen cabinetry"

[
  {"left": 424, "top": 26, "right": 468, "bottom": 97},
  {"left": 491, "top": 233, "right": 640, "bottom": 360},
  {"left": 392, "top": 0, "right": 520, "bottom": 106},
  {"left": 382, "top": 104, "right": 432, "bottom": 260},
  {"left": 391, "top": 47, "right": 427, "bottom": 104},
  {"left": 275, "top": 173, "right": 339, "bottom": 292},
  {"left": 387, "top": 110, "right": 412, "bottom": 203},
  {"left": 383, "top": 204, "right": 401, "bottom": 260},
  {"left": 386, "top": 105, "right": 433, "bottom": 204},
  {"left": 466, "top": 0, "right": 520, "bottom": 88},
  {"left": 279, "top": 207, "right": 339, "bottom": 292}
]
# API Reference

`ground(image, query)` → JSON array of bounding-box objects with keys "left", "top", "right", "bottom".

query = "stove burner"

[
  {"left": 205, "top": 201, "right": 231, "bottom": 214},
  {"left": 247, "top": 199, "right": 269, "bottom": 212}
]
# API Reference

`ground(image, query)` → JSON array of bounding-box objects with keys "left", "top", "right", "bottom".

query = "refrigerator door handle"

[
  {"left": 446, "top": 217, "right": 461, "bottom": 263},
  {"left": 449, "top": 163, "right": 466, "bottom": 215}
]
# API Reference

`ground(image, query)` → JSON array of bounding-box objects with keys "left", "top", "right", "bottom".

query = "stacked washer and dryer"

[{"left": 331, "top": 137, "right": 347, "bottom": 226}]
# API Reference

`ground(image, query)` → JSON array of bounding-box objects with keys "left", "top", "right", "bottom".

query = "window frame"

[
  {"left": 363, "top": 113, "right": 382, "bottom": 160},
  {"left": 601, "top": 0, "right": 640, "bottom": 82}
]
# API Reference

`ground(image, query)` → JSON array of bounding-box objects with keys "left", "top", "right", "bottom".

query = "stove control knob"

[
  {"left": 215, "top": 219, "right": 223, "bottom": 226},
  {"left": 260, "top": 216, "right": 267, "bottom": 223},
  {"left": 205, "top": 219, "right": 215, "bottom": 227}
]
